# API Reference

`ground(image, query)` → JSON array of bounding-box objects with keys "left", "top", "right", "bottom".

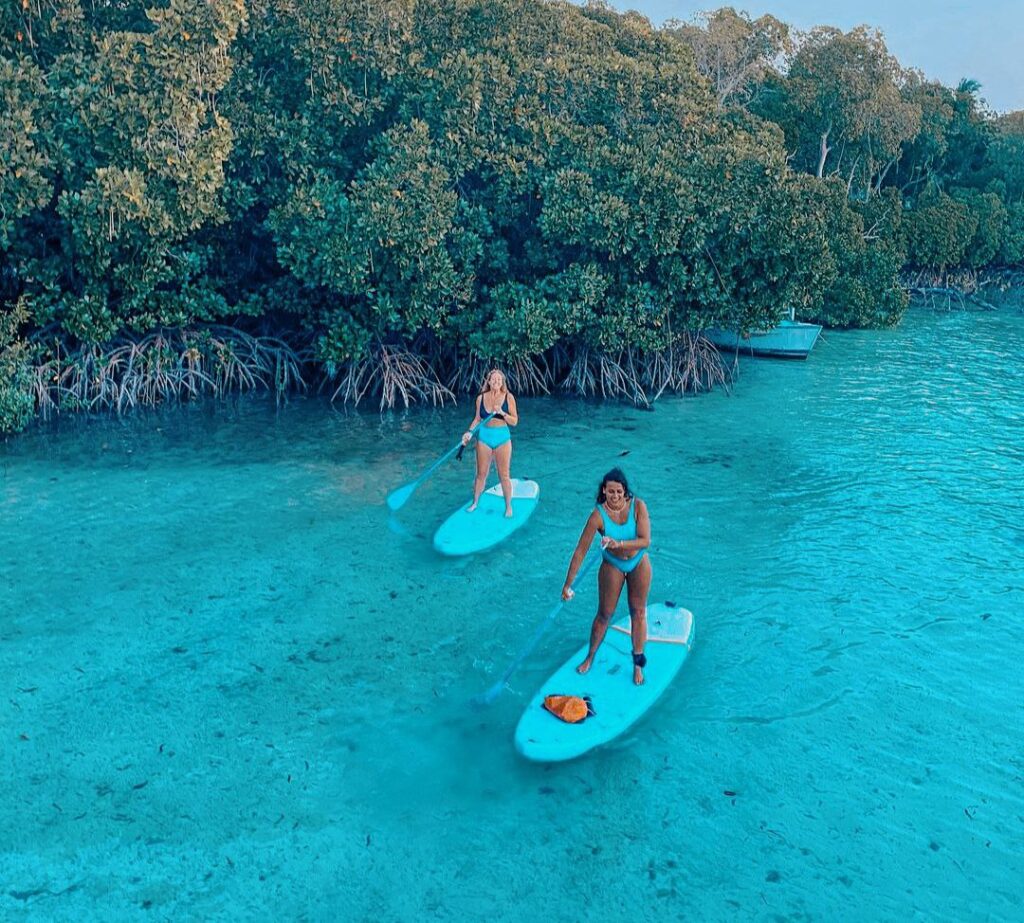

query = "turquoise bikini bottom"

[
  {"left": 478, "top": 424, "right": 511, "bottom": 450},
  {"left": 602, "top": 549, "right": 647, "bottom": 574}
]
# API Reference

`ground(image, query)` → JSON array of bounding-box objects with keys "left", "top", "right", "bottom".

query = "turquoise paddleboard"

[
  {"left": 433, "top": 478, "right": 540, "bottom": 556},
  {"left": 514, "top": 602, "right": 695, "bottom": 762}
]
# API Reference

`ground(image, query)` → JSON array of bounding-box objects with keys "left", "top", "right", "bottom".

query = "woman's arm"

[
  {"left": 562, "top": 510, "right": 601, "bottom": 599},
  {"left": 604, "top": 499, "right": 651, "bottom": 553},
  {"left": 502, "top": 393, "right": 519, "bottom": 427},
  {"left": 461, "top": 396, "right": 483, "bottom": 446}
]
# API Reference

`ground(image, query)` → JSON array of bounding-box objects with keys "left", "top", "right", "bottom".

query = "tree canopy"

[{"left": 1, "top": 1, "right": 1021, "bottom": 430}]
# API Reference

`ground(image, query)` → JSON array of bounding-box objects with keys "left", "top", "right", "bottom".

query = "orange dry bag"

[{"left": 542, "top": 694, "right": 595, "bottom": 723}]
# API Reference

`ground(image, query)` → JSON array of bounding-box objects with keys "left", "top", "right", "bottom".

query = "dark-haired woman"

[
  {"left": 561, "top": 468, "right": 651, "bottom": 685},
  {"left": 460, "top": 368, "right": 519, "bottom": 518}
]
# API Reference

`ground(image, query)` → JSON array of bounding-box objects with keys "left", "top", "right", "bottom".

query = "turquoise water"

[{"left": 2, "top": 307, "right": 1022, "bottom": 921}]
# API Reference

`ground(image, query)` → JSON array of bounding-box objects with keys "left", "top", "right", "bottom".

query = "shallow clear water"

[{"left": 2, "top": 307, "right": 1022, "bottom": 921}]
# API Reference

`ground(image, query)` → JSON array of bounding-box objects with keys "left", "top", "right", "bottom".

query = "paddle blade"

[
  {"left": 386, "top": 514, "right": 413, "bottom": 537},
  {"left": 386, "top": 481, "right": 416, "bottom": 511},
  {"left": 470, "top": 683, "right": 503, "bottom": 708}
]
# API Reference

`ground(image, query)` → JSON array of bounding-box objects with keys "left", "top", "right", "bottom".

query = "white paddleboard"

[
  {"left": 514, "top": 602, "right": 694, "bottom": 762},
  {"left": 433, "top": 478, "right": 540, "bottom": 556}
]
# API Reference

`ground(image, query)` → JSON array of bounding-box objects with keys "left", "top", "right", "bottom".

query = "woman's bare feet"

[
  {"left": 633, "top": 664, "right": 645, "bottom": 685},
  {"left": 466, "top": 502, "right": 478, "bottom": 512},
  {"left": 576, "top": 655, "right": 594, "bottom": 675},
  {"left": 504, "top": 506, "right": 514, "bottom": 518}
]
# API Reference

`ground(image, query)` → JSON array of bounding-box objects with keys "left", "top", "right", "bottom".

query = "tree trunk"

[
  {"left": 864, "top": 135, "right": 874, "bottom": 199},
  {"left": 816, "top": 130, "right": 831, "bottom": 178},
  {"left": 845, "top": 156, "right": 860, "bottom": 195},
  {"left": 875, "top": 156, "right": 897, "bottom": 194}
]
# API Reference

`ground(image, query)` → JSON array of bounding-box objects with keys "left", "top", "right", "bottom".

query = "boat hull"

[{"left": 704, "top": 319, "right": 822, "bottom": 359}]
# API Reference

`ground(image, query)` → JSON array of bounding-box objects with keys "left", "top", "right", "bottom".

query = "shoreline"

[
  {"left": 10, "top": 328, "right": 734, "bottom": 434},
  {"left": 5, "top": 289, "right": 1023, "bottom": 439}
]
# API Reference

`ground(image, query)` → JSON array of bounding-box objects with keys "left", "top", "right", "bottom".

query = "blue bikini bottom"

[{"left": 478, "top": 425, "right": 511, "bottom": 450}]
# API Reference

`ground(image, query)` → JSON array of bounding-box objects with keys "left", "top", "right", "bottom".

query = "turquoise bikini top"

[
  {"left": 596, "top": 498, "right": 643, "bottom": 567},
  {"left": 596, "top": 498, "right": 637, "bottom": 541}
]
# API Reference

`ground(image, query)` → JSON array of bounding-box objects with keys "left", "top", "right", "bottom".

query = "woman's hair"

[
  {"left": 596, "top": 468, "right": 632, "bottom": 503},
  {"left": 478, "top": 367, "right": 507, "bottom": 397}
]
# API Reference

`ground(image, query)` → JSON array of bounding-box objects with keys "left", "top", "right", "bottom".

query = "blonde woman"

[{"left": 460, "top": 369, "right": 519, "bottom": 517}]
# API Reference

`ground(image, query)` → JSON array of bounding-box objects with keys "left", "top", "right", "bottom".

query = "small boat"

[{"left": 704, "top": 311, "right": 822, "bottom": 360}]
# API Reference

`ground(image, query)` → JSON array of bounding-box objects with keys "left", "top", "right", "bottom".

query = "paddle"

[
  {"left": 386, "top": 413, "right": 495, "bottom": 511},
  {"left": 523, "top": 449, "right": 630, "bottom": 484},
  {"left": 456, "top": 410, "right": 501, "bottom": 461},
  {"left": 472, "top": 547, "right": 600, "bottom": 706}
]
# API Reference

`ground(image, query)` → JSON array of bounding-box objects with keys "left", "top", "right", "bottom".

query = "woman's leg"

[
  {"left": 576, "top": 562, "right": 626, "bottom": 674},
  {"left": 493, "top": 438, "right": 513, "bottom": 517},
  {"left": 626, "top": 556, "right": 652, "bottom": 685},
  {"left": 467, "top": 441, "right": 494, "bottom": 511}
]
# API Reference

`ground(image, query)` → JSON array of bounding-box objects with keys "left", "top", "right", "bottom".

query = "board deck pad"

[
  {"left": 433, "top": 478, "right": 540, "bottom": 556},
  {"left": 514, "top": 602, "right": 694, "bottom": 762}
]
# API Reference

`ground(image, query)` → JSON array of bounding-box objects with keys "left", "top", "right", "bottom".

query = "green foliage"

[
  {"left": 939, "top": 82, "right": 995, "bottom": 189},
  {"left": 3, "top": 0, "right": 247, "bottom": 344},
  {"left": 755, "top": 26, "right": 920, "bottom": 192},
  {"left": 796, "top": 181, "right": 907, "bottom": 327},
  {"left": 902, "top": 183, "right": 1010, "bottom": 272},
  {"left": 268, "top": 119, "right": 468, "bottom": 362},
  {"left": 0, "top": 56, "right": 53, "bottom": 248},
  {"left": 905, "top": 191, "right": 977, "bottom": 270},
  {"left": 665, "top": 8, "right": 792, "bottom": 110},
  {"left": 984, "top": 132, "right": 1024, "bottom": 208},
  {"left": 831, "top": 192, "right": 907, "bottom": 327},
  {"left": 999, "top": 202, "right": 1024, "bottom": 265},
  {"left": 1, "top": 0, "right": 1022, "bottom": 427},
  {"left": 0, "top": 300, "right": 34, "bottom": 434},
  {"left": 889, "top": 77, "right": 955, "bottom": 197},
  {"left": 952, "top": 188, "right": 1007, "bottom": 268},
  {"left": 465, "top": 281, "right": 562, "bottom": 359}
]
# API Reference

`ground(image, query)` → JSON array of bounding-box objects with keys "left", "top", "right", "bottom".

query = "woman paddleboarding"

[
  {"left": 461, "top": 369, "right": 519, "bottom": 518},
  {"left": 561, "top": 469, "right": 651, "bottom": 685}
]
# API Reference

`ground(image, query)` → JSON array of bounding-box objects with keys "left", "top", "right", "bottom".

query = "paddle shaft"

[
  {"left": 523, "top": 449, "right": 630, "bottom": 485},
  {"left": 426, "top": 411, "right": 496, "bottom": 477},
  {"left": 476, "top": 547, "right": 599, "bottom": 704},
  {"left": 455, "top": 410, "right": 500, "bottom": 461},
  {"left": 387, "top": 412, "right": 495, "bottom": 509}
]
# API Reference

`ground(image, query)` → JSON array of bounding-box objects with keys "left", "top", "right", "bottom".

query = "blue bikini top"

[
  {"left": 480, "top": 394, "right": 509, "bottom": 419},
  {"left": 596, "top": 498, "right": 637, "bottom": 540}
]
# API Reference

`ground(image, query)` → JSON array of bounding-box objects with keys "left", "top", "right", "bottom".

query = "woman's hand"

[
  {"left": 561, "top": 584, "right": 575, "bottom": 601},
  {"left": 600, "top": 536, "right": 620, "bottom": 550},
  {"left": 460, "top": 431, "right": 472, "bottom": 446}
]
